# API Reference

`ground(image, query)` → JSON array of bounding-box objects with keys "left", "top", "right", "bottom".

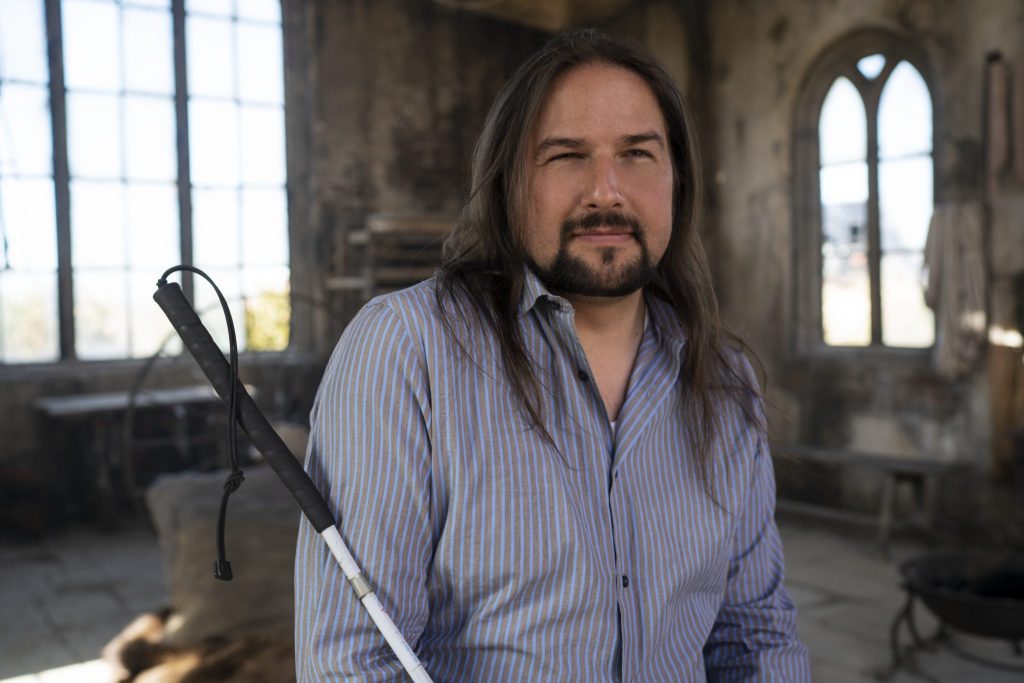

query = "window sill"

[
  {"left": 0, "top": 347, "right": 320, "bottom": 384},
  {"left": 782, "top": 342, "right": 940, "bottom": 377}
]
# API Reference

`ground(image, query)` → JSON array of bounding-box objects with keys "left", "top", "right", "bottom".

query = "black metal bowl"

[{"left": 900, "top": 551, "right": 1024, "bottom": 640}]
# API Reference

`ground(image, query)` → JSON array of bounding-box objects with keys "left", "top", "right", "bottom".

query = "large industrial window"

[
  {"left": 0, "top": 0, "right": 289, "bottom": 364},
  {"left": 794, "top": 31, "right": 936, "bottom": 351}
]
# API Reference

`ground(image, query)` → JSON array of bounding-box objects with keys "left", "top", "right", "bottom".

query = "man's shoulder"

[
  {"left": 361, "top": 277, "right": 441, "bottom": 321},
  {"left": 342, "top": 276, "right": 487, "bottom": 351}
]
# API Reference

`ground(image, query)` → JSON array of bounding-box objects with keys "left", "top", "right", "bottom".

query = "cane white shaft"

[{"left": 321, "top": 526, "right": 433, "bottom": 683}]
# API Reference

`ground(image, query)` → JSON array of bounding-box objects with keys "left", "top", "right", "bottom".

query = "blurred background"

[{"left": 1, "top": 0, "right": 1023, "bottom": 681}]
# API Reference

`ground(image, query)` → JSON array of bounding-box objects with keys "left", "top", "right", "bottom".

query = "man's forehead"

[{"left": 530, "top": 63, "right": 669, "bottom": 146}]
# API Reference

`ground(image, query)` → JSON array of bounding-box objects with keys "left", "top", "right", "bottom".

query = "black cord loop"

[{"left": 159, "top": 265, "right": 243, "bottom": 582}]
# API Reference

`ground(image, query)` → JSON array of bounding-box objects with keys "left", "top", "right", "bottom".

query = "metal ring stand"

[{"left": 878, "top": 587, "right": 1024, "bottom": 681}]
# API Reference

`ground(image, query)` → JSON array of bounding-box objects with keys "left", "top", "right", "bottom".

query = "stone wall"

[
  {"left": 292, "top": 0, "right": 545, "bottom": 342},
  {"left": 706, "top": 0, "right": 1024, "bottom": 508}
]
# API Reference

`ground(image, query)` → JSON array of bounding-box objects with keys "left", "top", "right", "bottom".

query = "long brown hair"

[{"left": 436, "top": 29, "right": 762, "bottom": 481}]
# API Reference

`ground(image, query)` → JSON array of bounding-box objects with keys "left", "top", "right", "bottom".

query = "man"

[{"left": 295, "top": 29, "right": 809, "bottom": 682}]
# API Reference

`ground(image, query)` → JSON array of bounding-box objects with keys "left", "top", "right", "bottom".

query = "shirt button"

[
  {"left": 622, "top": 575, "right": 630, "bottom": 588},
  {"left": 577, "top": 369, "right": 589, "bottom": 382}
]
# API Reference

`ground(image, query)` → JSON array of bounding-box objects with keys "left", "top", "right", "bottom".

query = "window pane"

[
  {"left": 237, "top": 23, "right": 283, "bottom": 104},
  {"left": 75, "top": 269, "right": 129, "bottom": 359},
  {"left": 238, "top": 0, "right": 280, "bottom": 23},
  {"left": 125, "top": 0, "right": 170, "bottom": 9},
  {"left": 822, "top": 252, "right": 871, "bottom": 347},
  {"left": 820, "top": 162, "right": 868, "bottom": 206},
  {"left": 186, "top": 0, "right": 233, "bottom": 17},
  {"left": 881, "top": 253, "right": 934, "bottom": 348},
  {"left": 819, "top": 77, "right": 866, "bottom": 166},
  {"left": 193, "top": 188, "right": 239, "bottom": 266},
  {"left": 240, "top": 105, "right": 285, "bottom": 184},
  {"left": 0, "top": 83, "right": 54, "bottom": 176},
  {"left": 820, "top": 162, "right": 870, "bottom": 346},
  {"left": 879, "top": 61, "right": 932, "bottom": 159},
  {"left": 129, "top": 269, "right": 177, "bottom": 357},
  {"left": 1, "top": 178, "right": 58, "bottom": 269},
  {"left": 71, "top": 180, "right": 126, "bottom": 268},
  {"left": 125, "top": 96, "right": 176, "bottom": 181},
  {"left": 186, "top": 16, "right": 234, "bottom": 98},
  {"left": 193, "top": 267, "right": 243, "bottom": 350},
  {"left": 241, "top": 188, "right": 287, "bottom": 266},
  {"left": 126, "top": 183, "right": 179, "bottom": 268},
  {"left": 67, "top": 92, "right": 123, "bottom": 179},
  {"left": 242, "top": 266, "right": 289, "bottom": 351},
  {"left": 123, "top": 7, "right": 174, "bottom": 95},
  {"left": 189, "top": 99, "right": 240, "bottom": 186},
  {"left": 0, "top": 270, "right": 59, "bottom": 363},
  {"left": 857, "top": 54, "right": 885, "bottom": 80},
  {"left": 879, "top": 156, "right": 933, "bottom": 252},
  {"left": 0, "top": 0, "right": 49, "bottom": 83},
  {"left": 62, "top": 0, "right": 122, "bottom": 92}
]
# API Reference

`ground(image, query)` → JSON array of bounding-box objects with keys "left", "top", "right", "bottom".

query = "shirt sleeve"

[
  {"left": 703, "top": 405, "right": 811, "bottom": 680},
  {"left": 294, "top": 301, "right": 433, "bottom": 682}
]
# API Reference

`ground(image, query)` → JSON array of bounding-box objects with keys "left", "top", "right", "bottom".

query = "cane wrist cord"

[{"left": 158, "top": 266, "right": 243, "bottom": 582}]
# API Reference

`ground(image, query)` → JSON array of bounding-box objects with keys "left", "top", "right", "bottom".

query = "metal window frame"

[{"left": 33, "top": 0, "right": 295, "bottom": 364}]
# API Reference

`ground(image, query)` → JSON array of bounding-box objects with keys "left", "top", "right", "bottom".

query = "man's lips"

[{"left": 570, "top": 227, "right": 637, "bottom": 243}]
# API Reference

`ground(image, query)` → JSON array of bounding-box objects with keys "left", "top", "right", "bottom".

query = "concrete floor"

[{"left": 1, "top": 515, "right": 1022, "bottom": 682}]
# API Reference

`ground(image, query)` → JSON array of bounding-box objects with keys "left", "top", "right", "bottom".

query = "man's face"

[{"left": 523, "top": 62, "right": 674, "bottom": 299}]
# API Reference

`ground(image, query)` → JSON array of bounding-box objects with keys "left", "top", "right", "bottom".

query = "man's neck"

[
  {"left": 563, "top": 289, "right": 646, "bottom": 343},
  {"left": 562, "top": 289, "right": 646, "bottom": 421}
]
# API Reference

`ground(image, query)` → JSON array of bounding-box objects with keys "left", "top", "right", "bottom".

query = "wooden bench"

[{"left": 774, "top": 445, "right": 969, "bottom": 556}]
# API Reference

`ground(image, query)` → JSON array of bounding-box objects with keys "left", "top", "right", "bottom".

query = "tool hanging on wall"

[{"left": 154, "top": 265, "right": 433, "bottom": 683}]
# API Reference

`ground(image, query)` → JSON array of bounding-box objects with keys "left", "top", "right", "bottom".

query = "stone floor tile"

[
  {"left": 37, "top": 584, "right": 125, "bottom": 630},
  {"left": 800, "top": 619, "right": 890, "bottom": 677},
  {"left": 61, "top": 613, "right": 137, "bottom": 662},
  {"left": 0, "top": 635, "right": 80, "bottom": 681},
  {"left": 785, "top": 581, "right": 834, "bottom": 611}
]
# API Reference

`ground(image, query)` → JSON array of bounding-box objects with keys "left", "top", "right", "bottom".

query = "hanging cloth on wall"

[
  {"left": 1014, "top": 62, "right": 1024, "bottom": 185},
  {"left": 987, "top": 55, "right": 1010, "bottom": 197},
  {"left": 923, "top": 202, "right": 987, "bottom": 379}
]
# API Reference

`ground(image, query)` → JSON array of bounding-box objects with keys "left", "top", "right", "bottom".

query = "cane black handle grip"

[{"left": 153, "top": 281, "right": 335, "bottom": 533}]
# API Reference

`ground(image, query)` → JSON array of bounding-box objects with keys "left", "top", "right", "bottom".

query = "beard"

[{"left": 526, "top": 211, "right": 659, "bottom": 298}]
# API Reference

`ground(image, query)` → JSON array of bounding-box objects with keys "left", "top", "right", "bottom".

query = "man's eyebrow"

[
  {"left": 622, "top": 131, "right": 666, "bottom": 148},
  {"left": 535, "top": 137, "right": 585, "bottom": 154}
]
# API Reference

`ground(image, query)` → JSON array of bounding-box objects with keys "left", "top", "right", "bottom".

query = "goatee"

[{"left": 526, "top": 211, "right": 658, "bottom": 298}]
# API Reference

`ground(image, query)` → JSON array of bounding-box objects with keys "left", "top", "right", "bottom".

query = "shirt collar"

[
  {"left": 643, "top": 290, "right": 688, "bottom": 356},
  {"left": 517, "top": 265, "right": 688, "bottom": 356},
  {"left": 518, "top": 266, "right": 569, "bottom": 317}
]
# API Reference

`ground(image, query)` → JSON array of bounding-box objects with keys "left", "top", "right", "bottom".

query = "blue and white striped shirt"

[{"left": 295, "top": 271, "right": 809, "bottom": 681}]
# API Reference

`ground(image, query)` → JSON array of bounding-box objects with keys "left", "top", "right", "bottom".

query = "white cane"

[{"left": 154, "top": 267, "right": 433, "bottom": 683}]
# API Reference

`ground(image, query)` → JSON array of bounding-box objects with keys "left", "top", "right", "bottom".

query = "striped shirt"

[{"left": 294, "top": 270, "right": 809, "bottom": 682}]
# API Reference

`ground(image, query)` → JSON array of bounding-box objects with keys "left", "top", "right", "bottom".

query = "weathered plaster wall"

[
  {"left": 707, "top": 0, "right": 1024, "bottom": 507},
  {"left": 301, "top": 0, "right": 544, "bottom": 339}
]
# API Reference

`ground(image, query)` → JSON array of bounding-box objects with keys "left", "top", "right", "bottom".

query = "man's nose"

[{"left": 583, "top": 158, "right": 624, "bottom": 209}]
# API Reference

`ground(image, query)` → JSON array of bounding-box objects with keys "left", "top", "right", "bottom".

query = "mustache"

[{"left": 561, "top": 211, "right": 642, "bottom": 236}]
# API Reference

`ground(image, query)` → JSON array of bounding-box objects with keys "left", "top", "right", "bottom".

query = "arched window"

[{"left": 794, "top": 30, "right": 937, "bottom": 351}]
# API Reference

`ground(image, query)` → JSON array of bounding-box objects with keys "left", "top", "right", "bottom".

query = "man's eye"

[
  {"left": 549, "top": 152, "right": 583, "bottom": 162},
  {"left": 625, "top": 149, "right": 654, "bottom": 159}
]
